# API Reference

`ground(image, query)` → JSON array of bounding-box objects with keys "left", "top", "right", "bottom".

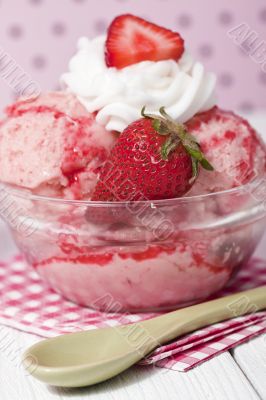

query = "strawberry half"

[{"left": 105, "top": 14, "right": 185, "bottom": 69}]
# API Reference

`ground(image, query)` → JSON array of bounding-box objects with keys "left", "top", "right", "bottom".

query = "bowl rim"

[{"left": 1, "top": 174, "right": 265, "bottom": 207}]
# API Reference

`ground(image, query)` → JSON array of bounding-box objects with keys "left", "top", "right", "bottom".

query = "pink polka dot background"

[{"left": 0, "top": 0, "right": 266, "bottom": 114}]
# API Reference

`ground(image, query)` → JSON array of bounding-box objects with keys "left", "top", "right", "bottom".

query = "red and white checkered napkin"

[{"left": 0, "top": 255, "right": 265, "bottom": 372}]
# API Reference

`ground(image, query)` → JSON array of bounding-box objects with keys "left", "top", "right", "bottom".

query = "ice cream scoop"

[
  {"left": 0, "top": 92, "right": 116, "bottom": 199},
  {"left": 186, "top": 107, "right": 266, "bottom": 195},
  {"left": 23, "top": 286, "right": 266, "bottom": 388}
]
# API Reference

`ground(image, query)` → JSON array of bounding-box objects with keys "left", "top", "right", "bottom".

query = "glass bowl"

[{"left": 1, "top": 177, "right": 266, "bottom": 312}]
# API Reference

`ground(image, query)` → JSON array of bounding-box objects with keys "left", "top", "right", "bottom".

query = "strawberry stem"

[{"left": 141, "top": 106, "right": 214, "bottom": 176}]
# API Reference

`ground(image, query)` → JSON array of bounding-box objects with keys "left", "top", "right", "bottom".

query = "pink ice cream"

[
  {"left": 14, "top": 202, "right": 264, "bottom": 312},
  {"left": 21, "top": 105, "right": 264, "bottom": 312},
  {"left": 1, "top": 100, "right": 266, "bottom": 312},
  {"left": 1, "top": 99, "right": 266, "bottom": 312},
  {"left": 186, "top": 107, "right": 266, "bottom": 196},
  {"left": 0, "top": 92, "right": 116, "bottom": 199}
]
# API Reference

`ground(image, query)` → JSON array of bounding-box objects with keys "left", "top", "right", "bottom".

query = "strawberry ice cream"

[
  {"left": 186, "top": 107, "right": 266, "bottom": 195},
  {"left": 1, "top": 14, "right": 266, "bottom": 312},
  {"left": 14, "top": 196, "right": 265, "bottom": 312},
  {"left": 34, "top": 244, "right": 244, "bottom": 311},
  {"left": 0, "top": 92, "right": 116, "bottom": 199}
]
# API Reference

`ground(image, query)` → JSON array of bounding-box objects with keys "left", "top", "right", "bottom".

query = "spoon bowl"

[{"left": 24, "top": 326, "right": 153, "bottom": 387}]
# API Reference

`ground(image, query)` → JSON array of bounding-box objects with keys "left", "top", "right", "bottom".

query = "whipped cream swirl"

[{"left": 61, "top": 36, "right": 216, "bottom": 132}]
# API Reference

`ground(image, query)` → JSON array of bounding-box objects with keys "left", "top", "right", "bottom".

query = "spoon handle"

[{"left": 142, "top": 286, "right": 266, "bottom": 344}]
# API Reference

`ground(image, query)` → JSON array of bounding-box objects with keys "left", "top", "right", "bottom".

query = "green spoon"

[{"left": 23, "top": 286, "right": 266, "bottom": 387}]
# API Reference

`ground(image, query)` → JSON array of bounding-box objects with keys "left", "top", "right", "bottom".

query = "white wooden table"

[{"left": 0, "top": 112, "right": 266, "bottom": 400}]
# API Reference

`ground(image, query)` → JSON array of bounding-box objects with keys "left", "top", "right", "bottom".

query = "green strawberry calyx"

[{"left": 141, "top": 106, "right": 214, "bottom": 179}]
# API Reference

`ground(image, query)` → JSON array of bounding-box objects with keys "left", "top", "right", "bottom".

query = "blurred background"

[{"left": 0, "top": 0, "right": 265, "bottom": 114}]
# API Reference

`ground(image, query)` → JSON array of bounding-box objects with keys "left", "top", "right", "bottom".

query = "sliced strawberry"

[{"left": 105, "top": 14, "right": 185, "bottom": 69}]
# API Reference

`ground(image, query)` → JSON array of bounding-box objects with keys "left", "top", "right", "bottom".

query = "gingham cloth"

[{"left": 0, "top": 255, "right": 265, "bottom": 372}]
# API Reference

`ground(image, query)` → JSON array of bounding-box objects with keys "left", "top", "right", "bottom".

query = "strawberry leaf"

[
  {"left": 161, "top": 136, "right": 180, "bottom": 160},
  {"left": 141, "top": 106, "right": 148, "bottom": 118},
  {"left": 142, "top": 105, "right": 214, "bottom": 173},
  {"left": 184, "top": 146, "right": 203, "bottom": 161},
  {"left": 152, "top": 119, "right": 170, "bottom": 135},
  {"left": 200, "top": 158, "right": 214, "bottom": 171},
  {"left": 191, "top": 158, "right": 199, "bottom": 181}
]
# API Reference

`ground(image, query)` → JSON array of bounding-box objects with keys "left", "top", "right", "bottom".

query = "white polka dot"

[
  {"left": 23, "top": 313, "right": 38, "bottom": 322},
  {"left": 9, "top": 275, "right": 25, "bottom": 284},
  {"left": 28, "top": 284, "right": 42, "bottom": 293},
  {"left": 4, "top": 307, "right": 19, "bottom": 316},
  {"left": 45, "top": 306, "right": 60, "bottom": 313},
  {"left": 0, "top": 268, "right": 5, "bottom": 276},
  {"left": 11, "top": 262, "right": 26, "bottom": 271},
  {"left": 6, "top": 291, "right": 22, "bottom": 300}
]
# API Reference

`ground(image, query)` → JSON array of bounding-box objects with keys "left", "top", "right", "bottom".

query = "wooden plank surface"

[
  {"left": 0, "top": 327, "right": 262, "bottom": 400},
  {"left": 232, "top": 334, "right": 266, "bottom": 399}
]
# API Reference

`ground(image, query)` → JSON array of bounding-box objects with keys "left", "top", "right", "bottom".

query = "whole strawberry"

[{"left": 92, "top": 108, "right": 213, "bottom": 202}]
